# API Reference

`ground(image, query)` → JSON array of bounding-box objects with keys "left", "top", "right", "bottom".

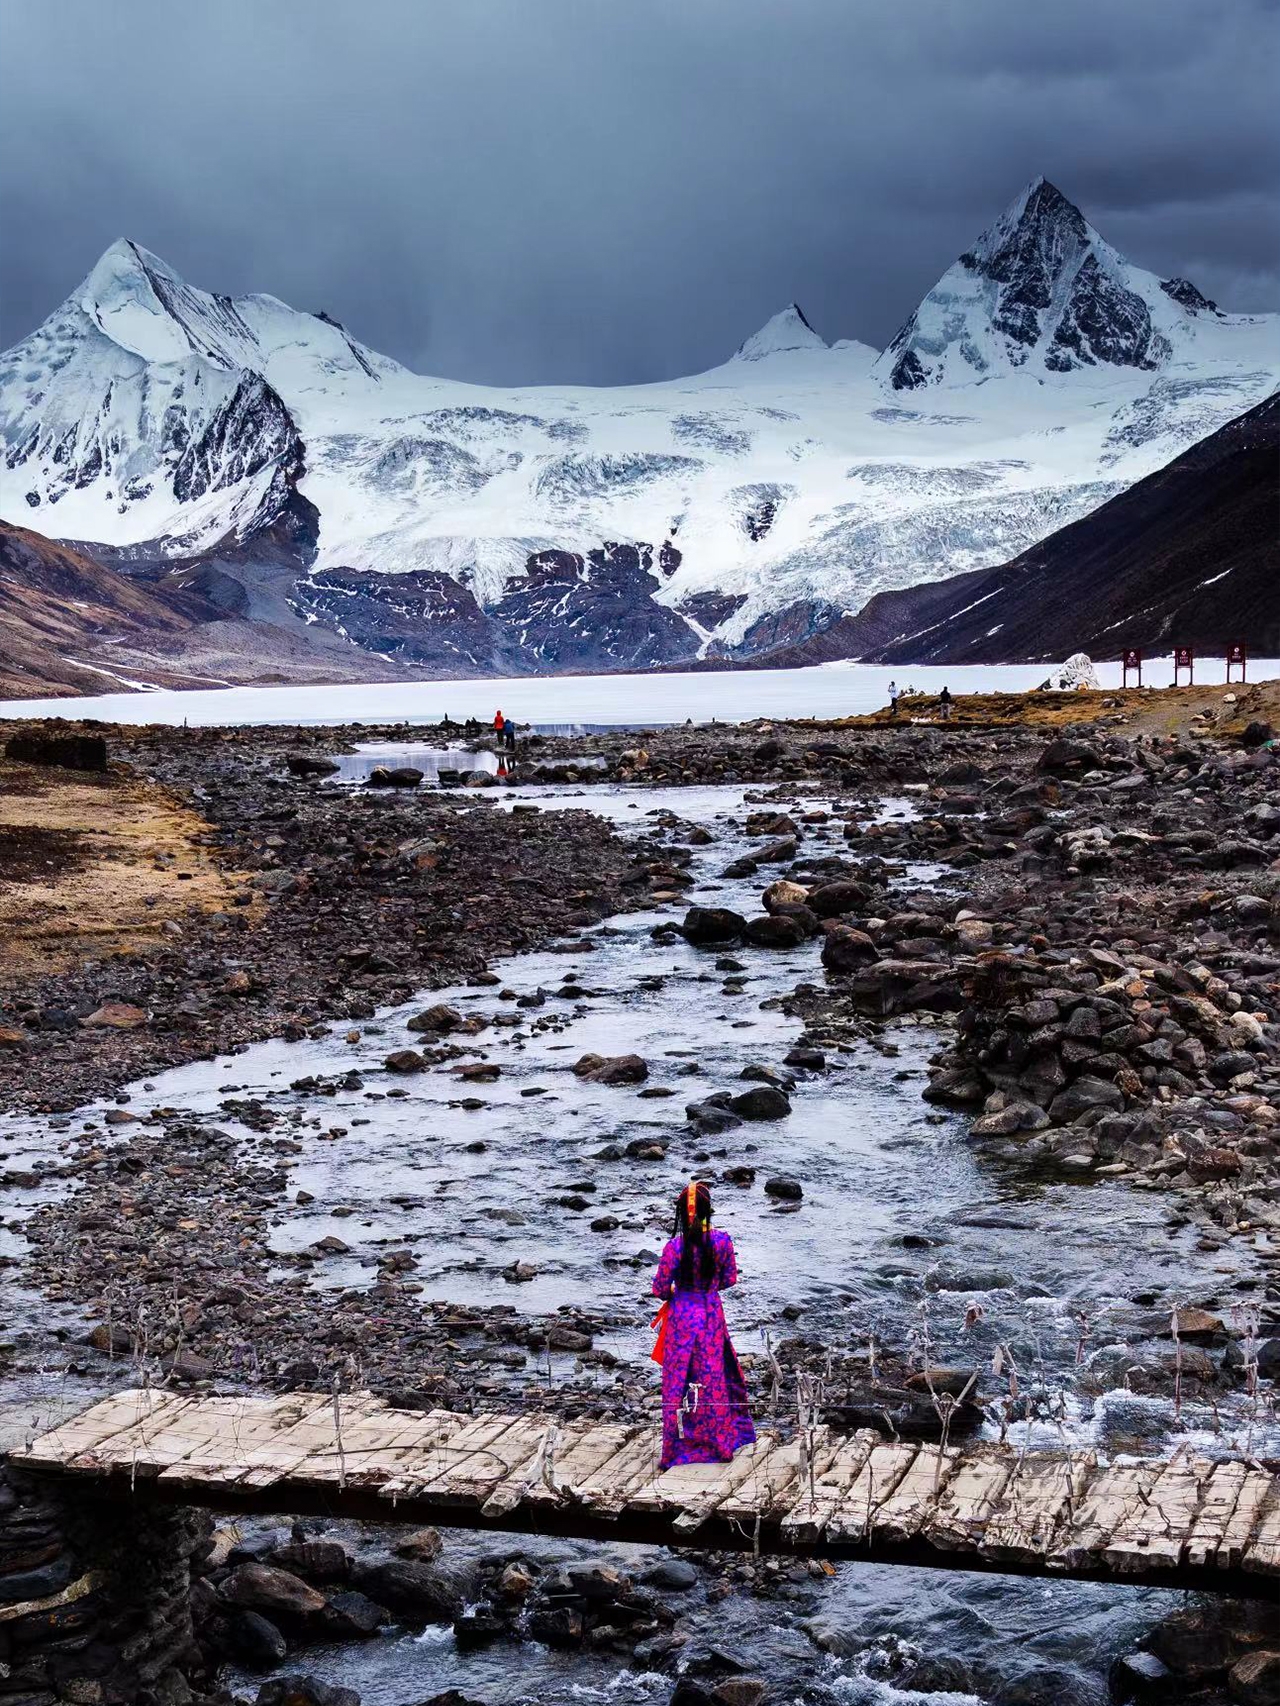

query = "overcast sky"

[{"left": 1, "top": 0, "right": 1275, "bottom": 385}]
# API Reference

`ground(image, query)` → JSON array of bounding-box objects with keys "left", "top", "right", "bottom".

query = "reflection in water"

[{"left": 331, "top": 744, "right": 501, "bottom": 784}]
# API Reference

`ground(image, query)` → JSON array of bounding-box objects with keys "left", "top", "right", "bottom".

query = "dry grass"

[
  {"left": 836, "top": 677, "right": 1280, "bottom": 736},
  {"left": 0, "top": 758, "right": 252, "bottom": 975}
]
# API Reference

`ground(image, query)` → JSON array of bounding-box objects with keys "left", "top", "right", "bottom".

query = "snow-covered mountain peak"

[
  {"left": 964, "top": 176, "right": 1091, "bottom": 278},
  {"left": 76, "top": 238, "right": 262, "bottom": 372},
  {"left": 734, "top": 303, "right": 826, "bottom": 360},
  {"left": 874, "top": 177, "right": 1229, "bottom": 392}
]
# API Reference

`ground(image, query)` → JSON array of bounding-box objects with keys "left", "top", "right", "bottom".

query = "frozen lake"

[{"left": 2, "top": 656, "right": 1274, "bottom": 729}]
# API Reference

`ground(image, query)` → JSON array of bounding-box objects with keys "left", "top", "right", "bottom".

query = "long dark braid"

[{"left": 674, "top": 1180, "right": 714, "bottom": 1290}]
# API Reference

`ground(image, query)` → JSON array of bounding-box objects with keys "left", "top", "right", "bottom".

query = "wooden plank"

[
  {"left": 480, "top": 1417, "right": 589, "bottom": 1518},
  {"left": 1243, "top": 1485, "right": 1280, "bottom": 1576},
  {"left": 673, "top": 1431, "right": 804, "bottom": 1533},
  {"left": 627, "top": 1430, "right": 788, "bottom": 1527},
  {"left": 780, "top": 1429, "right": 880, "bottom": 1544},
  {"left": 921, "top": 1448, "right": 1013, "bottom": 1551},
  {"left": 539, "top": 1427, "right": 653, "bottom": 1510},
  {"left": 1051, "top": 1461, "right": 1163, "bottom": 1573},
  {"left": 982, "top": 1453, "right": 1094, "bottom": 1567},
  {"left": 1103, "top": 1458, "right": 1211, "bottom": 1573},
  {"left": 872, "top": 1445, "right": 961, "bottom": 1543},
  {"left": 524, "top": 1423, "right": 640, "bottom": 1504},
  {"left": 13, "top": 1389, "right": 179, "bottom": 1465},
  {"left": 30, "top": 1391, "right": 197, "bottom": 1470},
  {"left": 157, "top": 1397, "right": 334, "bottom": 1486},
  {"left": 100, "top": 1396, "right": 255, "bottom": 1476},
  {"left": 1205, "top": 1467, "right": 1274, "bottom": 1571},
  {"left": 588, "top": 1433, "right": 664, "bottom": 1517},
  {"left": 445, "top": 1417, "right": 559, "bottom": 1500},
  {"left": 716, "top": 1435, "right": 811, "bottom": 1524},
  {"left": 396, "top": 1415, "right": 530, "bottom": 1499},
  {"left": 821, "top": 1442, "right": 919, "bottom": 1544},
  {"left": 243, "top": 1401, "right": 460, "bottom": 1492},
  {"left": 295, "top": 1405, "right": 461, "bottom": 1490},
  {"left": 370, "top": 1405, "right": 512, "bottom": 1501},
  {"left": 1182, "top": 1463, "right": 1259, "bottom": 1571}
]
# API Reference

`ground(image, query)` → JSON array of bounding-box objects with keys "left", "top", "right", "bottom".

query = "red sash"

[{"left": 650, "top": 1301, "right": 670, "bottom": 1364}]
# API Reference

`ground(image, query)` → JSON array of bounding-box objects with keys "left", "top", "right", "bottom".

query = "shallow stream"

[{"left": 1, "top": 775, "right": 1269, "bottom": 1703}]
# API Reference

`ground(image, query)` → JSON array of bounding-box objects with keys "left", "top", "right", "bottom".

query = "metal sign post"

[
  {"left": 1226, "top": 642, "right": 1246, "bottom": 683},
  {"left": 1121, "top": 648, "right": 1142, "bottom": 688},
  {"left": 1173, "top": 646, "right": 1194, "bottom": 687}
]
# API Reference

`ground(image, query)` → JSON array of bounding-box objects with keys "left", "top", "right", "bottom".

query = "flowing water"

[{"left": 2, "top": 777, "right": 1268, "bottom": 1703}]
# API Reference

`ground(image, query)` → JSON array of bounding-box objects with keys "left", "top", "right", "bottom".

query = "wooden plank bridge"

[{"left": 8, "top": 1389, "right": 1279, "bottom": 1597}]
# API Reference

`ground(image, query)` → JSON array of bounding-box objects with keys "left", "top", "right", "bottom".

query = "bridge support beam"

[{"left": 0, "top": 1461, "right": 212, "bottom": 1706}]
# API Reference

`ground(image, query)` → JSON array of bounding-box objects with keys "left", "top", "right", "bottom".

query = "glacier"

[{"left": 1, "top": 178, "right": 1276, "bottom": 675}]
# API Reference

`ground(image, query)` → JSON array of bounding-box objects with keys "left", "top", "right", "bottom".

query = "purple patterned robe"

[{"left": 651, "top": 1228, "right": 755, "bottom": 1470}]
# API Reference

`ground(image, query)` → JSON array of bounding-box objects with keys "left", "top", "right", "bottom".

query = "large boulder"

[
  {"left": 820, "top": 926, "right": 879, "bottom": 972},
  {"left": 1047, "top": 1076, "right": 1124, "bottom": 1122},
  {"left": 686, "top": 1096, "right": 743, "bottom": 1135},
  {"left": 573, "top": 1053, "right": 648, "bottom": 1084},
  {"left": 681, "top": 906, "right": 746, "bottom": 945},
  {"left": 744, "top": 914, "right": 808, "bottom": 948},
  {"left": 807, "top": 880, "right": 873, "bottom": 918},
  {"left": 407, "top": 1004, "right": 464, "bottom": 1033},
  {"left": 221, "top": 1563, "right": 327, "bottom": 1618},
  {"left": 256, "top": 1680, "right": 360, "bottom": 1706},
  {"left": 1036, "top": 739, "right": 1100, "bottom": 775},
  {"left": 841, "top": 959, "right": 963, "bottom": 1016},
  {"left": 728, "top": 1086, "right": 791, "bottom": 1121},
  {"left": 762, "top": 879, "right": 809, "bottom": 911},
  {"left": 267, "top": 1540, "right": 351, "bottom": 1583},
  {"left": 351, "top": 1559, "right": 464, "bottom": 1623},
  {"left": 384, "top": 1049, "right": 426, "bottom": 1074},
  {"left": 1230, "top": 1651, "right": 1280, "bottom": 1703},
  {"left": 754, "top": 837, "right": 797, "bottom": 864},
  {"left": 286, "top": 755, "right": 340, "bottom": 778}
]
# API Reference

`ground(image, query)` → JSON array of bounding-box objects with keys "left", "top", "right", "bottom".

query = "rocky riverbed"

[{"left": 1, "top": 701, "right": 1278, "bottom": 1705}]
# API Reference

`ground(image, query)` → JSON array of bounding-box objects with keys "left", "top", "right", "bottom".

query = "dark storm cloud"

[{"left": 1, "top": 0, "right": 1275, "bottom": 385}]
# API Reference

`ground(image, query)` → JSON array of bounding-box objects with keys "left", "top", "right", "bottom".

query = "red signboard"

[
  {"left": 1173, "top": 646, "right": 1194, "bottom": 686},
  {"left": 1226, "top": 642, "right": 1246, "bottom": 682},
  {"left": 1121, "top": 647, "right": 1142, "bottom": 687}
]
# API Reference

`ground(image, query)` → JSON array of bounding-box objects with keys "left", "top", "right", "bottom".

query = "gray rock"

[
  {"left": 728, "top": 1086, "right": 791, "bottom": 1121},
  {"left": 1048, "top": 1076, "right": 1124, "bottom": 1121},
  {"left": 221, "top": 1563, "right": 326, "bottom": 1618},
  {"left": 681, "top": 907, "right": 746, "bottom": 945}
]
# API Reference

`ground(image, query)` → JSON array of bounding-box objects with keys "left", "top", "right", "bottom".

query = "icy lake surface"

[
  {"left": 2, "top": 657, "right": 1276, "bottom": 728},
  {"left": 2, "top": 779, "right": 1270, "bottom": 1704}
]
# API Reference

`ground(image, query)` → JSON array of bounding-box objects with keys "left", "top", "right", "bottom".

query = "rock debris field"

[{"left": 1, "top": 697, "right": 1278, "bottom": 1705}]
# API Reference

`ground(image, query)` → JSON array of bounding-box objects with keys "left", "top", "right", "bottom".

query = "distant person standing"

[
  {"left": 887, "top": 679, "right": 899, "bottom": 718},
  {"left": 939, "top": 686, "right": 953, "bottom": 722},
  {"left": 504, "top": 715, "right": 517, "bottom": 752},
  {"left": 493, "top": 709, "right": 504, "bottom": 745}
]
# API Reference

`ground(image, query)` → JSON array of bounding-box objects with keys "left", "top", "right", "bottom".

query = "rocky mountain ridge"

[{"left": 1, "top": 179, "right": 1276, "bottom": 684}]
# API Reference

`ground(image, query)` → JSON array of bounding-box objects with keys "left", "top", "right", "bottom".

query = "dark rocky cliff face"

[
  {"left": 1046, "top": 254, "right": 1165, "bottom": 373},
  {"left": 490, "top": 543, "right": 699, "bottom": 670},
  {"left": 292, "top": 566, "right": 524, "bottom": 674}
]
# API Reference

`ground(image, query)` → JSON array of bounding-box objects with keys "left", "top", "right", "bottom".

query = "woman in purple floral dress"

[{"left": 651, "top": 1181, "right": 755, "bottom": 1470}]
